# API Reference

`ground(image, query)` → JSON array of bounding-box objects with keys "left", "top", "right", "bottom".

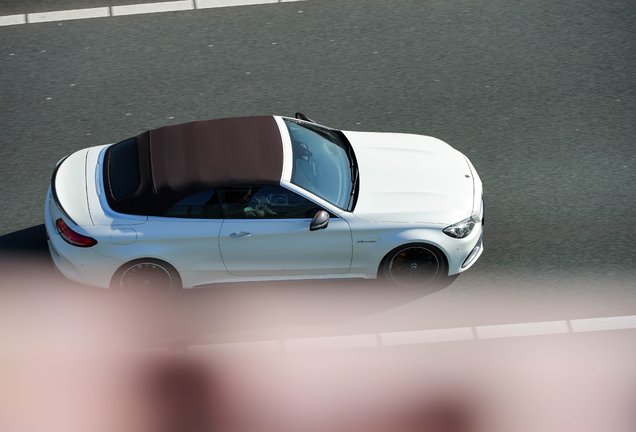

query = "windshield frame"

[{"left": 281, "top": 117, "right": 359, "bottom": 212}]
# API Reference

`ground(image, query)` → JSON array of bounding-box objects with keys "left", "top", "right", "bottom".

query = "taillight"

[{"left": 55, "top": 218, "right": 98, "bottom": 247}]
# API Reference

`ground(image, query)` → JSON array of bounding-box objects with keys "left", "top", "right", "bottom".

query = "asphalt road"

[{"left": 1, "top": 0, "right": 635, "bottom": 341}]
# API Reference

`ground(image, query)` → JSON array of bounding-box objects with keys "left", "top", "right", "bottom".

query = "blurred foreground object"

[{"left": 1, "top": 271, "right": 635, "bottom": 432}]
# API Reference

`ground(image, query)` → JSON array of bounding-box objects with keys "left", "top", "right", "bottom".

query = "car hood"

[{"left": 343, "top": 131, "right": 475, "bottom": 224}]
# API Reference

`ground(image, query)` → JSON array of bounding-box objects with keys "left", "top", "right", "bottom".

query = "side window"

[
  {"left": 163, "top": 189, "right": 223, "bottom": 219},
  {"left": 220, "top": 186, "right": 323, "bottom": 219}
]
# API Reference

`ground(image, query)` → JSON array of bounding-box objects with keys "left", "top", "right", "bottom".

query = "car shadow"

[
  {"left": 0, "top": 224, "right": 56, "bottom": 277},
  {"left": 0, "top": 224, "right": 49, "bottom": 256},
  {"left": 0, "top": 224, "right": 461, "bottom": 343}
]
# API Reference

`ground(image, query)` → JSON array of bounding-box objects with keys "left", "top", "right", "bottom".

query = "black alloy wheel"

[
  {"left": 115, "top": 260, "right": 181, "bottom": 295},
  {"left": 384, "top": 245, "right": 445, "bottom": 287}
]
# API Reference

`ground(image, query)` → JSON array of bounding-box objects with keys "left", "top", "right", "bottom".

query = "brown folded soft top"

[{"left": 103, "top": 116, "right": 284, "bottom": 216}]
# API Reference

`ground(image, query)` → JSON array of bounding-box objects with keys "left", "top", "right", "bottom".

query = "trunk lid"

[{"left": 51, "top": 149, "right": 92, "bottom": 227}]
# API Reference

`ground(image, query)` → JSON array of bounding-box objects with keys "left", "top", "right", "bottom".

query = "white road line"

[
  {"left": 188, "top": 340, "right": 282, "bottom": 354},
  {"left": 0, "top": 14, "right": 26, "bottom": 26},
  {"left": 570, "top": 315, "right": 636, "bottom": 333},
  {"left": 27, "top": 7, "right": 110, "bottom": 23},
  {"left": 112, "top": 0, "right": 194, "bottom": 16},
  {"left": 476, "top": 320, "right": 569, "bottom": 339},
  {"left": 195, "top": 0, "right": 277, "bottom": 8},
  {"left": 1, "top": 0, "right": 307, "bottom": 26},
  {"left": 284, "top": 334, "right": 378, "bottom": 352},
  {"left": 172, "top": 315, "right": 636, "bottom": 354},
  {"left": 380, "top": 327, "right": 474, "bottom": 346}
]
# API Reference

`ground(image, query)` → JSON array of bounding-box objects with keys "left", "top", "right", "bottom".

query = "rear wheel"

[
  {"left": 111, "top": 259, "right": 182, "bottom": 295},
  {"left": 381, "top": 244, "right": 446, "bottom": 287}
]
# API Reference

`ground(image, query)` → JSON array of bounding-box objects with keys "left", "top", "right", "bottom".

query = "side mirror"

[
  {"left": 295, "top": 112, "right": 316, "bottom": 123},
  {"left": 310, "top": 210, "right": 329, "bottom": 231}
]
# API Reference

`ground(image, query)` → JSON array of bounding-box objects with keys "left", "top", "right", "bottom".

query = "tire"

[
  {"left": 111, "top": 259, "right": 182, "bottom": 295},
  {"left": 380, "top": 244, "right": 447, "bottom": 287}
]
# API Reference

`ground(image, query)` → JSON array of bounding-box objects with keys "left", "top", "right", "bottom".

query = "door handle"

[{"left": 230, "top": 232, "right": 252, "bottom": 238}]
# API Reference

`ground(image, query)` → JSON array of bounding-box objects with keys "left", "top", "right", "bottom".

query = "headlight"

[{"left": 443, "top": 216, "right": 476, "bottom": 239}]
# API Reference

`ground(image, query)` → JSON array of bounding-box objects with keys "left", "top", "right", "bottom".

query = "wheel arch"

[
  {"left": 110, "top": 257, "right": 183, "bottom": 290},
  {"left": 367, "top": 225, "right": 451, "bottom": 276}
]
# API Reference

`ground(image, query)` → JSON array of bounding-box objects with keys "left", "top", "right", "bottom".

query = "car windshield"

[{"left": 284, "top": 119, "right": 356, "bottom": 210}]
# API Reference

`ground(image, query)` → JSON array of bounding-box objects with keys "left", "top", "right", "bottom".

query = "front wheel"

[
  {"left": 111, "top": 259, "right": 182, "bottom": 295},
  {"left": 381, "top": 244, "right": 446, "bottom": 287}
]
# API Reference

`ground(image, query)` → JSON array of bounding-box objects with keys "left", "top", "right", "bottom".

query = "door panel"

[
  {"left": 219, "top": 218, "right": 352, "bottom": 276},
  {"left": 140, "top": 217, "right": 225, "bottom": 276}
]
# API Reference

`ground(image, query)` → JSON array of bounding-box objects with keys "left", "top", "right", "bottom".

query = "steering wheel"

[{"left": 296, "top": 142, "right": 313, "bottom": 161}]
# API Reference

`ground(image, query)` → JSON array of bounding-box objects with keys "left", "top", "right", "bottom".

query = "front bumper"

[
  {"left": 445, "top": 197, "right": 484, "bottom": 275},
  {"left": 445, "top": 223, "right": 483, "bottom": 275},
  {"left": 461, "top": 230, "right": 483, "bottom": 269}
]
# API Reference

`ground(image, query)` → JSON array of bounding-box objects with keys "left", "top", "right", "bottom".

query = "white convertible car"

[{"left": 45, "top": 114, "right": 483, "bottom": 292}]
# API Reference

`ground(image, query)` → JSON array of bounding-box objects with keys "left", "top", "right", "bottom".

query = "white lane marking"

[
  {"left": 177, "top": 315, "right": 636, "bottom": 354},
  {"left": 284, "top": 334, "right": 378, "bottom": 352},
  {"left": 380, "top": 327, "right": 474, "bottom": 345},
  {"left": 0, "top": 14, "right": 26, "bottom": 26},
  {"left": 476, "top": 320, "right": 569, "bottom": 339},
  {"left": 570, "top": 315, "right": 636, "bottom": 333},
  {"left": 195, "top": 0, "right": 277, "bottom": 8},
  {"left": 112, "top": 0, "right": 194, "bottom": 16},
  {"left": 189, "top": 340, "right": 282, "bottom": 354},
  {"left": 27, "top": 7, "right": 110, "bottom": 23},
  {"left": 2, "top": 0, "right": 307, "bottom": 25}
]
